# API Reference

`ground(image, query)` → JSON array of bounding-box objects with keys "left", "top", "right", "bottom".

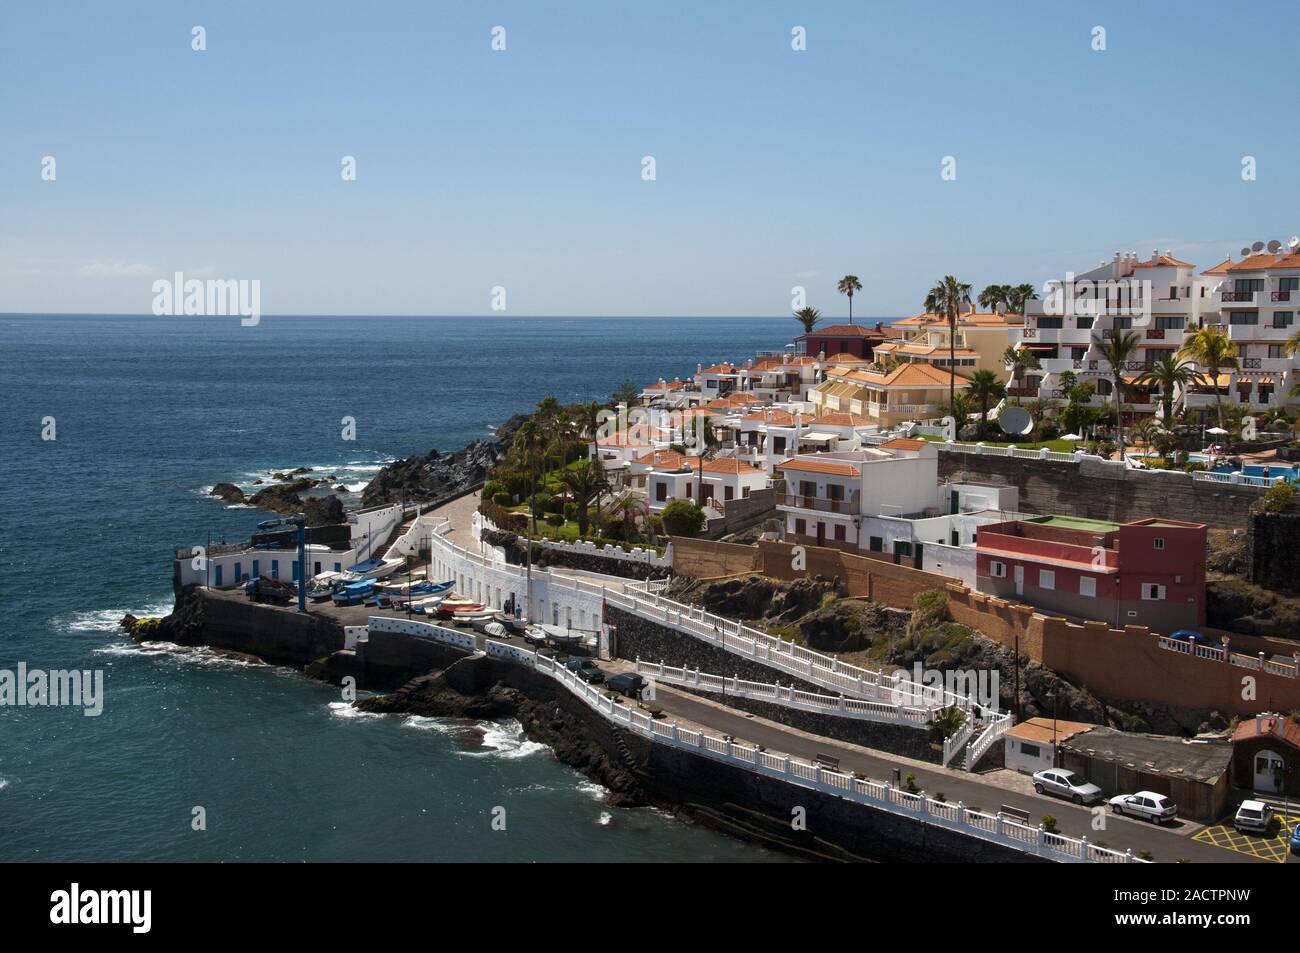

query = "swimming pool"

[{"left": 1187, "top": 454, "right": 1300, "bottom": 482}]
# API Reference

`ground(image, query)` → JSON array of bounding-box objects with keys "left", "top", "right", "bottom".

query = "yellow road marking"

[{"left": 1192, "top": 811, "right": 1298, "bottom": 864}]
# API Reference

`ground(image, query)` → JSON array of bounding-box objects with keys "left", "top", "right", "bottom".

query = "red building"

[
  {"left": 796, "top": 322, "right": 901, "bottom": 360},
  {"left": 974, "top": 515, "right": 1206, "bottom": 632}
]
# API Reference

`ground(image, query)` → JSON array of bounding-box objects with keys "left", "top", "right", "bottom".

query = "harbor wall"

[{"left": 189, "top": 589, "right": 344, "bottom": 666}]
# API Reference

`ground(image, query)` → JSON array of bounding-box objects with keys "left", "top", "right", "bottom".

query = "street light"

[{"left": 257, "top": 513, "right": 307, "bottom": 612}]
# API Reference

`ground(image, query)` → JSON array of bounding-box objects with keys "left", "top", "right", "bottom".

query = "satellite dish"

[
  {"left": 1240, "top": 247, "right": 1252, "bottom": 257},
  {"left": 998, "top": 406, "right": 1034, "bottom": 436},
  {"left": 1268, "top": 239, "right": 1282, "bottom": 253},
  {"left": 1252, "top": 241, "right": 1266, "bottom": 253},
  {"left": 1290, "top": 236, "right": 1300, "bottom": 250}
]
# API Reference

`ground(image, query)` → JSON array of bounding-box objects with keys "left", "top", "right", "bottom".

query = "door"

[
  {"left": 1013, "top": 564, "right": 1025, "bottom": 596},
  {"left": 252, "top": 559, "right": 259, "bottom": 579},
  {"left": 816, "top": 522, "right": 825, "bottom": 547},
  {"left": 1254, "top": 750, "right": 1285, "bottom": 793},
  {"left": 214, "top": 565, "right": 223, "bottom": 587},
  {"left": 271, "top": 559, "right": 279, "bottom": 580}
]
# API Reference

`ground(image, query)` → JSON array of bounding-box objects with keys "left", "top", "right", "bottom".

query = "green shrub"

[
  {"left": 1041, "top": 815, "right": 1058, "bottom": 833},
  {"left": 482, "top": 480, "right": 507, "bottom": 501},
  {"left": 1262, "top": 480, "right": 1296, "bottom": 513},
  {"left": 545, "top": 513, "right": 564, "bottom": 527},
  {"left": 564, "top": 502, "right": 578, "bottom": 520},
  {"left": 492, "top": 492, "right": 512, "bottom": 507},
  {"left": 660, "top": 499, "right": 706, "bottom": 537},
  {"left": 1183, "top": 461, "right": 1207, "bottom": 473},
  {"left": 546, "top": 495, "right": 565, "bottom": 515},
  {"left": 528, "top": 492, "right": 552, "bottom": 517}
]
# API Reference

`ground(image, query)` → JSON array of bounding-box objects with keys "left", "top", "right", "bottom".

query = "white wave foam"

[
  {"left": 57, "top": 600, "right": 173, "bottom": 634},
  {"left": 460, "top": 719, "right": 547, "bottom": 760},
  {"left": 328, "top": 701, "right": 384, "bottom": 721},
  {"left": 598, "top": 811, "right": 613, "bottom": 826},
  {"left": 0, "top": 777, "right": 9, "bottom": 792},
  {"left": 94, "top": 640, "right": 267, "bottom": 670},
  {"left": 400, "top": 714, "right": 462, "bottom": 735},
  {"left": 576, "top": 780, "right": 609, "bottom": 802}
]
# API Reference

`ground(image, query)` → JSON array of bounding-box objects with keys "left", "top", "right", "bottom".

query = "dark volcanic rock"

[
  {"left": 245, "top": 483, "right": 344, "bottom": 526},
  {"left": 361, "top": 414, "right": 527, "bottom": 507},
  {"left": 210, "top": 482, "right": 245, "bottom": 504}
]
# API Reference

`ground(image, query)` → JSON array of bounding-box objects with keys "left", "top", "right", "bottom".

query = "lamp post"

[{"left": 257, "top": 513, "right": 307, "bottom": 612}]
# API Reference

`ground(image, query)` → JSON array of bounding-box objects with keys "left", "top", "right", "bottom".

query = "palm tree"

[
  {"left": 968, "top": 369, "right": 1005, "bottom": 438},
  {"left": 837, "top": 275, "right": 863, "bottom": 323},
  {"left": 925, "top": 276, "right": 973, "bottom": 409},
  {"left": 611, "top": 381, "right": 640, "bottom": 408},
  {"left": 946, "top": 392, "right": 974, "bottom": 435},
  {"left": 1002, "top": 345, "right": 1041, "bottom": 390},
  {"left": 1137, "top": 353, "right": 1203, "bottom": 424},
  {"left": 794, "top": 306, "right": 821, "bottom": 334},
  {"left": 1285, "top": 327, "right": 1300, "bottom": 358},
  {"left": 513, "top": 418, "right": 547, "bottom": 535},
  {"left": 1093, "top": 329, "right": 1143, "bottom": 454},
  {"left": 575, "top": 400, "right": 603, "bottom": 441},
  {"left": 979, "top": 284, "right": 1009, "bottom": 313},
  {"left": 1007, "top": 283, "right": 1038, "bottom": 314},
  {"left": 1179, "top": 326, "right": 1239, "bottom": 432},
  {"left": 559, "top": 460, "right": 610, "bottom": 538}
]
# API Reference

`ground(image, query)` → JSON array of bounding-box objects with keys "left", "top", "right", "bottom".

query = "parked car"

[
  {"left": 564, "top": 658, "right": 604, "bottom": 684},
  {"left": 1289, "top": 822, "right": 1300, "bottom": 854},
  {"left": 1233, "top": 800, "right": 1274, "bottom": 834},
  {"left": 1169, "top": 629, "right": 1223, "bottom": 650},
  {"left": 1032, "top": 769, "right": 1104, "bottom": 805},
  {"left": 1108, "top": 791, "right": 1178, "bottom": 824},
  {"left": 607, "top": 672, "right": 647, "bottom": 698}
]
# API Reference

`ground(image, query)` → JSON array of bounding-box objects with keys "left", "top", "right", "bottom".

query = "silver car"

[
  {"left": 1109, "top": 791, "right": 1178, "bottom": 824},
  {"left": 1234, "top": 799, "right": 1273, "bottom": 834},
  {"left": 1032, "top": 768, "right": 1104, "bottom": 805}
]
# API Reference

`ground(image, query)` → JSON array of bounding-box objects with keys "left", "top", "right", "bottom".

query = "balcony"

[
  {"left": 1038, "top": 357, "right": 1082, "bottom": 374},
  {"left": 1006, "top": 386, "right": 1038, "bottom": 398},
  {"left": 1228, "top": 323, "right": 1295, "bottom": 342},
  {"left": 1271, "top": 290, "right": 1293, "bottom": 303},
  {"left": 1218, "top": 290, "right": 1259, "bottom": 304},
  {"left": 777, "top": 493, "right": 857, "bottom": 514},
  {"left": 886, "top": 403, "right": 940, "bottom": 416}
]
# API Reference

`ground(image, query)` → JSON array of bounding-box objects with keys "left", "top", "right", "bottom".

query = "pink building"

[{"left": 975, "top": 515, "right": 1206, "bottom": 632}]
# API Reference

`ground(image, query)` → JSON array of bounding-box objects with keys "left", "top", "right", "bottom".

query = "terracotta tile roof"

[
  {"left": 1201, "top": 258, "right": 1232, "bottom": 276},
  {"left": 1233, "top": 714, "right": 1300, "bottom": 749},
  {"left": 596, "top": 429, "right": 654, "bottom": 448},
  {"left": 741, "top": 409, "right": 796, "bottom": 426},
  {"left": 700, "top": 457, "right": 764, "bottom": 475},
  {"left": 880, "top": 438, "right": 928, "bottom": 451},
  {"left": 824, "top": 353, "right": 872, "bottom": 364},
  {"left": 1224, "top": 252, "right": 1300, "bottom": 272},
  {"left": 798, "top": 323, "right": 876, "bottom": 337},
  {"left": 874, "top": 341, "right": 980, "bottom": 357},
  {"left": 1132, "top": 254, "right": 1195, "bottom": 269},
  {"left": 643, "top": 378, "right": 687, "bottom": 392},
  {"left": 775, "top": 458, "right": 862, "bottom": 477},
  {"left": 700, "top": 363, "right": 740, "bottom": 375},
  {"left": 633, "top": 450, "right": 689, "bottom": 468},
  {"left": 896, "top": 310, "right": 1023, "bottom": 328}
]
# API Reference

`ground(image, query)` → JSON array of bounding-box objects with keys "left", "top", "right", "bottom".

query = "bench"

[
  {"left": 813, "top": 752, "right": 840, "bottom": 772},
  {"left": 999, "top": 804, "right": 1031, "bottom": 823}
]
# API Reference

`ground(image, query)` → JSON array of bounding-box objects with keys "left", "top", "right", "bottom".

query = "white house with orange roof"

[
  {"left": 640, "top": 377, "right": 693, "bottom": 408},
  {"left": 644, "top": 453, "right": 768, "bottom": 514},
  {"left": 775, "top": 438, "right": 1017, "bottom": 583},
  {"left": 809, "top": 363, "right": 968, "bottom": 428},
  {"left": 694, "top": 362, "right": 745, "bottom": 401},
  {"left": 592, "top": 422, "right": 658, "bottom": 475}
]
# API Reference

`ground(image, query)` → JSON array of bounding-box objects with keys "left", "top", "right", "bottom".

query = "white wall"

[{"left": 1005, "top": 735, "right": 1056, "bottom": 775}]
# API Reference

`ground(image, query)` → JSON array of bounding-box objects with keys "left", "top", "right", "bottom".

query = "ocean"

[{"left": 0, "top": 313, "right": 857, "bottom": 862}]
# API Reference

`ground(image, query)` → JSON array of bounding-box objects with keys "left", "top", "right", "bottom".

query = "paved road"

[{"left": 633, "top": 678, "right": 1263, "bottom": 864}]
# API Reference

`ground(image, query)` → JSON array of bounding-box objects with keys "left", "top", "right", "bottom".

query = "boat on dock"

[
  {"left": 332, "top": 577, "right": 378, "bottom": 606},
  {"left": 340, "top": 558, "right": 403, "bottom": 582}
]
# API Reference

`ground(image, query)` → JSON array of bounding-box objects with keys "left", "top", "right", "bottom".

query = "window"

[
  {"left": 1020, "top": 742, "right": 1041, "bottom": 758},
  {"left": 1039, "top": 569, "right": 1055, "bottom": 590},
  {"left": 724, "top": 486, "right": 734, "bottom": 501},
  {"left": 833, "top": 524, "right": 846, "bottom": 542},
  {"left": 655, "top": 481, "right": 668, "bottom": 502},
  {"left": 1075, "top": 316, "right": 1094, "bottom": 330},
  {"left": 1037, "top": 316, "right": 1063, "bottom": 329},
  {"left": 1079, "top": 576, "right": 1096, "bottom": 597},
  {"left": 1153, "top": 537, "right": 1165, "bottom": 550},
  {"left": 827, "top": 483, "right": 844, "bottom": 501},
  {"left": 990, "top": 560, "right": 1006, "bottom": 578},
  {"left": 1155, "top": 316, "right": 1185, "bottom": 330},
  {"left": 1229, "top": 311, "right": 1259, "bottom": 325},
  {"left": 1270, "top": 344, "right": 1286, "bottom": 359},
  {"left": 1273, "top": 311, "right": 1294, "bottom": 329},
  {"left": 894, "top": 540, "right": 913, "bottom": 557},
  {"left": 795, "top": 518, "right": 806, "bottom": 535},
  {"left": 1113, "top": 316, "right": 1133, "bottom": 330},
  {"left": 1141, "top": 583, "right": 1166, "bottom": 600},
  {"left": 868, "top": 536, "right": 883, "bottom": 552}
]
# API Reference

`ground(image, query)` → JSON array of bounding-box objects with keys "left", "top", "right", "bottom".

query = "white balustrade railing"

[
  {"left": 1157, "top": 635, "right": 1298, "bottom": 678},
  {"left": 941, "top": 716, "right": 976, "bottom": 768},
  {"left": 634, "top": 660, "right": 936, "bottom": 727},
  {"left": 508, "top": 643, "right": 1139, "bottom": 864},
  {"left": 965, "top": 711, "right": 1013, "bottom": 771}
]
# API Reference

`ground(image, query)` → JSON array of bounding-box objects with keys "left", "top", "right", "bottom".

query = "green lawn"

[
  {"left": 502, "top": 507, "right": 665, "bottom": 554},
  {"left": 919, "top": 434, "right": 1080, "bottom": 453}
]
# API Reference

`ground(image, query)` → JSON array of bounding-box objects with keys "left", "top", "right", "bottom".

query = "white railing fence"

[
  {"left": 1157, "top": 635, "right": 1299, "bottom": 679},
  {"left": 634, "top": 660, "right": 937, "bottom": 727}
]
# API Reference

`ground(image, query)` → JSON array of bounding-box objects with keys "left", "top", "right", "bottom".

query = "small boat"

[
  {"left": 436, "top": 601, "right": 482, "bottom": 619},
  {"left": 539, "top": 624, "right": 584, "bottom": 648},
  {"left": 453, "top": 609, "right": 495, "bottom": 624},
  {"left": 522, "top": 625, "right": 549, "bottom": 646},
  {"left": 306, "top": 571, "right": 346, "bottom": 601},
  {"left": 470, "top": 615, "right": 507, "bottom": 635},
  {"left": 340, "top": 558, "right": 404, "bottom": 582},
  {"left": 332, "top": 577, "right": 378, "bottom": 606}
]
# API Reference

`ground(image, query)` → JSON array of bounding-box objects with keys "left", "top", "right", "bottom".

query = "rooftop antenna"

[
  {"left": 1290, "top": 236, "right": 1300, "bottom": 251},
  {"left": 1252, "top": 241, "right": 1266, "bottom": 253},
  {"left": 1267, "top": 239, "right": 1282, "bottom": 253},
  {"left": 1240, "top": 247, "right": 1252, "bottom": 257}
]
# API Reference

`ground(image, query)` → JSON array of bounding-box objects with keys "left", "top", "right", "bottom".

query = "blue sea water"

[{"left": 0, "top": 313, "right": 834, "bottom": 862}]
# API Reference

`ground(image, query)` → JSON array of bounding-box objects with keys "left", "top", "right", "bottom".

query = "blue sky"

[{"left": 2, "top": 1, "right": 1297, "bottom": 317}]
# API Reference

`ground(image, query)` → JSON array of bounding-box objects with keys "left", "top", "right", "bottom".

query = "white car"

[
  {"left": 1109, "top": 791, "right": 1178, "bottom": 824},
  {"left": 1032, "top": 769, "right": 1104, "bottom": 805},
  {"left": 1234, "top": 799, "right": 1274, "bottom": 834}
]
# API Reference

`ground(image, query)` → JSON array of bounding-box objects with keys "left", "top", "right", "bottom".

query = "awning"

[
  {"left": 1020, "top": 343, "right": 1057, "bottom": 351},
  {"left": 800, "top": 431, "right": 839, "bottom": 442},
  {"left": 1259, "top": 376, "right": 1276, "bottom": 385}
]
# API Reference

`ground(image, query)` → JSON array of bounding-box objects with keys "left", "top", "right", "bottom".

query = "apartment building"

[
  {"left": 1200, "top": 244, "right": 1300, "bottom": 412},
  {"left": 975, "top": 515, "right": 1207, "bottom": 632},
  {"left": 795, "top": 322, "right": 903, "bottom": 360},
  {"left": 875, "top": 310, "right": 1024, "bottom": 379},
  {"left": 1014, "top": 249, "right": 1220, "bottom": 418},
  {"left": 808, "top": 363, "right": 968, "bottom": 428}
]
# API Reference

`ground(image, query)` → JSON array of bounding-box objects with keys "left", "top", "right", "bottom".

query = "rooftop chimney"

[{"left": 1151, "top": 248, "right": 1160, "bottom": 264}]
